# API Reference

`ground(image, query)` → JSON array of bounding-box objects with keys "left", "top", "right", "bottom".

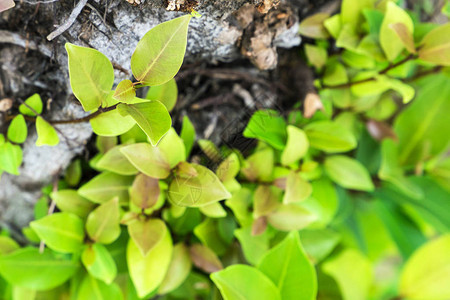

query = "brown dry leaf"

[
  {"left": 251, "top": 216, "right": 268, "bottom": 236},
  {"left": 366, "top": 120, "right": 398, "bottom": 142},
  {"left": 303, "top": 93, "right": 324, "bottom": 118},
  {"left": 256, "top": 0, "right": 280, "bottom": 14},
  {"left": 0, "top": 0, "right": 14, "bottom": 13},
  {"left": 0, "top": 98, "right": 13, "bottom": 112}
]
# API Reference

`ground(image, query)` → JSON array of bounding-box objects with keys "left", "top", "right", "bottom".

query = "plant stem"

[{"left": 322, "top": 54, "right": 416, "bottom": 89}]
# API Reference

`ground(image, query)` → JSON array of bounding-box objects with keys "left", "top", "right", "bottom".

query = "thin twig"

[
  {"left": 322, "top": 54, "right": 416, "bottom": 89},
  {"left": 47, "top": 0, "right": 88, "bottom": 41}
]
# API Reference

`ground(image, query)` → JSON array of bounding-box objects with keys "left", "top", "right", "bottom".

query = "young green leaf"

[
  {"left": 117, "top": 101, "right": 171, "bottom": 146},
  {"left": 65, "top": 43, "right": 114, "bottom": 111},
  {"left": 281, "top": 125, "right": 309, "bottom": 166},
  {"left": 341, "top": 0, "right": 373, "bottom": 30},
  {"left": 298, "top": 13, "right": 330, "bottom": 39},
  {"left": 305, "top": 121, "right": 357, "bottom": 153},
  {"left": 283, "top": 171, "right": 312, "bottom": 204},
  {"left": 7, "top": 115, "right": 27, "bottom": 144},
  {"left": 242, "top": 148, "right": 274, "bottom": 182},
  {"left": 323, "top": 14, "right": 342, "bottom": 39},
  {"left": 199, "top": 202, "right": 227, "bottom": 218},
  {"left": 86, "top": 197, "right": 121, "bottom": 244},
  {"left": 418, "top": 23, "right": 450, "bottom": 66},
  {"left": 158, "top": 243, "right": 192, "bottom": 294},
  {"left": 90, "top": 108, "right": 136, "bottom": 137},
  {"left": 76, "top": 275, "right": 122, "bottom": 300},
  {"left": 234, "top": 226, "right": 271, "bottom": 266},
  {"left": 379, "top": 1, "right": 414, "bottom": 61},
  {"left": 96, "top": 145, "right": 139, "bottom": 175},
  {"left": 216, "top": 152, "right": 240, "bottom": 182},
  {"left": 0, "top": 142, "right": 22, "bottom": 175},
  {"left": 30, "top": 212, "right": 85, "bottom": 253},
  {"left": 399, "top": 234, "right": 450, "bottom": 300},
  {"left": 168, "top": 163, "right": 231, "bottom": 207},
  {"left": 211, "top": 265, "right": 281, "bottom": 300},
  {"left": 323, "top": 61, "right": 348, "bottom": 86},
  {"left": 390, "top": 23, "right": 416, "bottom": 54},
  {"left": 51, "top": 189, "right": 95, "bottom": 219},
  {"left": 128, "top": 218, "right": 167, "bottom": 257},
  {"left": 258, "top": 231, "right": 317, "bottom": 300},
  {"left": 0, "top": 248, "right": 79, "bottom": 290},
  {"left": 113, "top": 79, "right": 135, "bottom": 103},
  {"left": 305, "top": 44, "right": 328, "bottom": 69},
  {"left": 35, "top": 116, "right": 59, "bottom": 146},
  {"left": 127, "top": 227, "right": 173, "bottom": 298},
  {"left": 243, "top": 110, "right": 287, "bottom": 150},
  {"left": 131, "top": 15, "right": 191, "bottom": 86},
  {"left": 0, "top": 236, "right": 19, "bottom": 255},
  {"left": 146, "top": 78, "right": 178, "bottom": 112},
  {"left": 157, "top": 127, "right": 186, "bottom": 168},
  {"left": 130, "top": 174, "right": 160, "bottom": 209},
  {"left": 322, "top": 249, "right": 373, "bottom": 300},
  {"left": 81, "top": 243, "right": 117, "bottom": 284},
  {"left": 180, "top": 115, "right": 196, "bottom": 156},
  {"left": 324, "top": 155, "right": 374, "bottom": 191},
  {"left": 120, "top": 143, "right": 171, "bottom": 179},
  {"left": 19, "top": 94, "right": 42, "bottom": 116},
  {"left": 253, "top": 185, "right": 281, "bottom": 218},
  {"left": 78, "top": 172, "right": 133, "bottom": 204}
]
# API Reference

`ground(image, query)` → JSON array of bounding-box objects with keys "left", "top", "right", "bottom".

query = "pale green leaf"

[
  {"left": 81, "top": 243, "right": 117, "bottom": 284},
  {"left": 113, "top": 79, "right": 135, "bottom": 103},
  {"left": 128, "top": 218, "right": 167, "bottom": 257},
  {"left": 76, "top": 275, "right": 122, "bottom": 300},
  {"left": 65, "top": 43, "right": 114, "bottom": 111},
  {"left": 120, "top": 143, "right": 171, "bottom": 179},
  {"left": 323, "top": 14, "right": 342, "bottom": 39},
  {"left": 253, "top": 185, "right": 281, "bottom": 218},
  {"left": 341, "top": 0, "right": 374, "bottom": 30},
  {"left": 216, "top": 152, "right": 240, "bottom": 182},
  {"left": 242, "top": 148, "right": 274, "bottom": 181},
  {"left": 298, "top": 13, "right": 330, "bottom": 39},
  {"left": 199, "top": 202, "right": 227, "bottom": 218},
  {"left": 390, "top": 23, "right": 416, "bottom": 54},
  {"left": 267, "top": 204, "right": 317, "bottom": 231},
  {"left": 324, "top": 155, "right": 374, "bottom": 191},
  {"left": 281, "top": 125, "right": 309, "bottom": 166},
  {"left": 19, "top": 94, "right": 42, "bottom": 117},
  {"left": 146, "top": 78, "right": 178, "bottom": 112},
  {"left": 90, "top": 107, "right": 136, "bottom": 137},
  {"left": 30, "top": 212, "right": 85, "bottom": 253},
  {"left": 78, "top": 172, "right": 133, "bottom": 204},
  {"left": 158, "top": 243, "right": 192, "bottom": 294},
  {"left": 86, "top": 197, "right": 121, "bottom": 244},
  {"left": 130, "top": 174, "right": 160, "bottom": 209},
  {"left": 0, "top": 142, "right": 22, "bottom": 175},
  {"left": 243, "top": 110, "right": 287, "bottom": 150},
  {"left": 419, "top": 23, "right": 450, "bottom": 66},
  {"left": 234, "top": 226, "right": 271, "bottom": 266},
  {"left": 304, "top": 121, "right": 357, "bottom": 153},
  {"left": 157, "top": 127, "right": 186, "bottom": 168},
  {"left": 96, "top": 144, "right": 139, "bottom": 175},
  {"left": 189, "top": 243, "right": 223, "bottom": 273},
  {"left": 283, "top": 171, "right": 312, "bottom": 203},
  {"left": 131, "top": 15, "right": 191, "bottom": 86},
  {"left": 211, "top": 265, "right": 281, "bottom": 300},
  {"left": 258, "top": 231, "right": 317, "bottom": 300},
  {"left": 0, "top": 236, "right": 19, "bottom": 255},
  {"left": 35, "top": 116, "right": 59, "bottom": 146}
]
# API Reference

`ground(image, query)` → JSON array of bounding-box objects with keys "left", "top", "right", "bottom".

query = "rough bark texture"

[{"left": 0, "top": 0, "right": 335, "bottom": 233}]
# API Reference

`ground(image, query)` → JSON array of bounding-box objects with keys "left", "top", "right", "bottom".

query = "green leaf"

[
  {"left": 0, "top": 248, "right": 78, "bottom": 290},
  {"left": 399, "top": 234, "right": 450, "bottom": 300},
  {"left": 216, "top": 152, "right": 240, "bottom": 182},
  {"left": 130, "top": 174, "right": 160, "bottom": 209},
  {"left": 7, "top": 115, "right": 27, "bottom": 144},
  {"left": 323, "top": 61, "right": 348, "bottom": 86},
  {"left": 305, "top": 121, "right": 357, "bottom": 153},
  {"left": 390, "top": 23, "right": 416, "bottom": 54},
  {"left": 283, "top": 171, "right": 312, "bottom": 203},
  {"left": 336, "top": 24, "right": 359, "bottom": 51},
  {"left": 168, "top": 163, "right": 231, "bottom": 207},
  {"left": 0, "top": 142, "right": 22, "bottom": 175},
  {"left": 379, "top": 1, "right": 414, "bottom": 61},
  {"left": 158, "top": 127, "right": 186, "bottom": 168},
  {"left": 242, "top": 148, "right": 274, "bottom": 182},
  {"left": 90, "top": 107, "right": 136, "bottom": 137},
  {"left": 189, "top": 243, "right": 223, "bottom": 273},
  {"left": 65, "top": 159, "right": 82, "bottom": 187},
  {"left": 131, "top": 15, "right": 191, "bottom": 86},
  {"left": 78, "top": 172, "right": 133, "bottom": 204},
  {"left": 267, "top": 204, "right": 317, "bottom": 231},
  {"left": 234, "top": 226, "right": 271, "bottom": 265},
  {"left": 180, "top": 115, "right": 196, "bottom": 156},
  {"left": 341, "top": 0, "right": 373, "bottom": 30},
  {"left": 113, "top": 79, "right": 135, "bottom": 103},
  {"left": 394, "top": 74, "right": 450, "bottom": 166},
  {"left": 324, "top": 155, "right": 374, "bottom": 191},
  {"left": 65, "top": 43, "right": 114, "bottom": 111},
  {"left": 30, "top": 212, "right": 85, "bottom": 253},
  {"left": 0, "top": 236, "right": 19, "bottom": 255},
  {"left": 117, "top": 101, "right": 171, "bottom": 146},
  {"left": 76, "top": 275, "right": 122, "bottom": 300},
  {"left": 146, "top": 78, "right": 178, "bottom": 112},
  {"left": 301, "top": 178, "right": 338, "bottom": 228},
  {"left": 35, "top": 116, "right": 59, "bottom": 146},
  {"left": 193, "top": 218, "right": 228, "bottom": 256},
  {"left": 418, "top": 23, "right": 450, "bottom": 66},
  {"left": 281, "top": 125, "right": 309, "bottom": 166},
  {"left": 341, "top": 50, "right": 375, "bottom": 69},
  {"left": 158, "top": 243, "right": 192, "bottom": 294},
  {"left": 120, "top": 143, "right": 171, "bottom": 179},
  {"left": 323, "top": 14, "right": 342, "bottom": 39},
  {"left": 19, "top": 94, "right": 42, "bottom": 117},
  {"left": 298, "top": 13, "right": 330, "bottom": 39},
  {"left": 82, "top": 243, "right": 117, "bottom": 284},
  {"left": 299, "top": 229, "right": 340, "bottom": 263},
  {"left": 96, "top": 145, "right": 139, "bottom": 175},
  {"left": 211, "top": 265, "right": 281, "bottom": 300},
  {"left": 258, "top": 231, "right": 317, "bottom": 300},
  {"left": 225, "top": 188, "right": 253, "bottom": 227},
  {"left": 127, "top": 226, "right": 173, "bottom": 298},
  {"left": 128, "top": 218, "right": 167, "bottom": 257},
  {"left": 86, "top": 197, "right": 121, "bottom": 244},
  {"left": 253, "top": 185, "right": 281, "bottom": 218},
  {"left": 243, "top": 110, "right": 287, "bottom": 150},
  {"left": 322, "top": 249, "right": 373, "bottom": 300},
  {"left": 199, "top": 202, "right": 227, "bottom": 218}
]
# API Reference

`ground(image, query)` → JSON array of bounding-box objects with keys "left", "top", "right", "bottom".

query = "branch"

[
  {"left": 46, "top": 0, "right": 88, "bottom": 41},
  {"left": 322, "top": 54, "right": 416, "bottom": 89}
]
